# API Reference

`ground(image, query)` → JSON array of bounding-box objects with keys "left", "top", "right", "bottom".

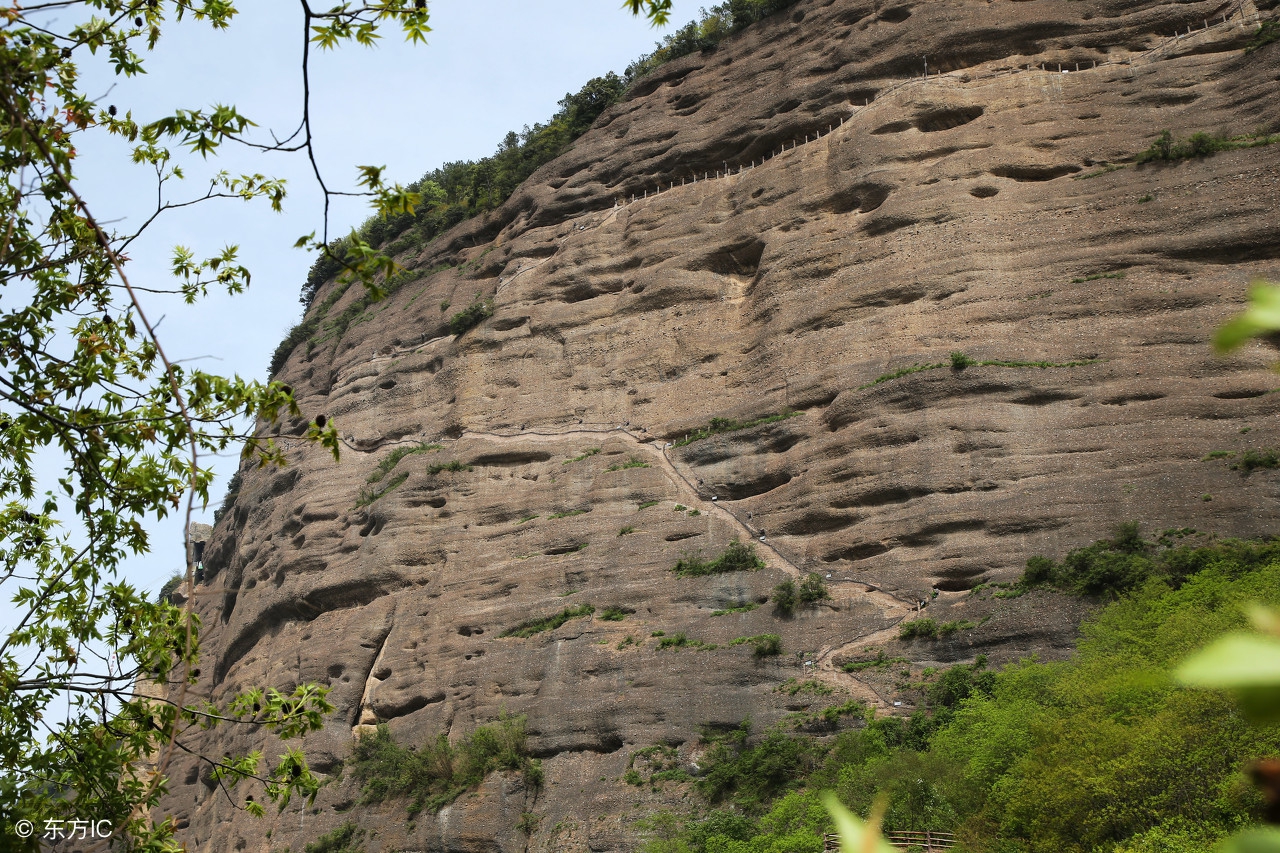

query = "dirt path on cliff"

[
  {"left": 334, "top": 420, "right": 917, "bottom": 711},
  {"left": 340, "top": 421, "right": 915, "bottom": 616}
]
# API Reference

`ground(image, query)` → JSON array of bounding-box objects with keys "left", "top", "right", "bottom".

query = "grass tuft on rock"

[
  {"left": 501, "top": 604, "right": 595, "bottom": 638},
  {"left": 674, "top": 410, "right": 802, "bottom": 447}
]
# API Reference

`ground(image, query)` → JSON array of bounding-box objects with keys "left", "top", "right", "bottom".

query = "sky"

[{"left": 63, "top": 0, "right": 696, "bottom": 597}]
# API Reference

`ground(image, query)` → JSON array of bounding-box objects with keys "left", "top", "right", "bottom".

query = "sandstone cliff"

[{"left": 168, "top": 0, "right": 1280, "bottom": 850}]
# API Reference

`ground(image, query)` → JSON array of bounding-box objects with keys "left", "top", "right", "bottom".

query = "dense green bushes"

[
  {"left": 672, "top": 540, "right": 766, "bottom": 577},
  {"left": 623, "top": 0, "right": 801, "bottom": 82},
  {"left": 449, "top": 297, "right": 494, "bottom": 336},
  {"left": 1017, "top": 523, "right": 1280, "bottom": 597},
  {"left": 643, "top": 537, "right": 1280, "bottom": 853},
  {"left": 351, "top": 715, "right": 541, "bottom": 815},
  {"left": 305, "top": 823, "right": 364, "bottom": 853},
  {"left": 296, "top": 70, "right": 628, "bottom": 310},
  {"left": 729, "top": 634, "right": 783, "bottom": 658},
  {"left": 898, "top": 618, "right": 976, "bottom": 641},
  {"left": 773, "top": 573, "right": 828, "bottom": 616},
  {"left": 692, "top": 722, "right": 822, "bottom": 812}
]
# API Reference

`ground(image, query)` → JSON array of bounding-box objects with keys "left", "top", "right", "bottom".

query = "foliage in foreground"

[
  {"left": 351, "top": 715, "right": 541, "bottom": 815},
  {"left": 0, "top": 0, "right": 675, "bottom": 846},
  {"left": 642, "top": 537, "right": 1280, "bottom": 853}
]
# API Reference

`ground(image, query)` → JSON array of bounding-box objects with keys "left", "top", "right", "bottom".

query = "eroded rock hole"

[
  {"left": 989, "top": 164, "right": 1082, "bottom": 182},
  {"left": 824, "top": 542, "right": 891, "bottom": 562},
  {"left": 916, "top": 106, "right": 984, "bottom": 133},
  {"left": 872, "top": 120, "right": 913, "bottom": 135},
  {"left": 359, "top": 513, "right": 387, "bottom": 537},
  {"left": 491, "top": 315, "right": 529, "bottom": 332},
  {"left": 697, "top": 238, "right": 766, "bottom": 278}
]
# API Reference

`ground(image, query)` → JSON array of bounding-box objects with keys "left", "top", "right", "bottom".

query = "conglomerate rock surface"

[{"left": 167, "top": 0, "right": 1280, "bottom": 849}]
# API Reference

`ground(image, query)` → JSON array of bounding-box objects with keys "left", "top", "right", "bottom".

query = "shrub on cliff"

[
  {"left": 672, "top": 539, "right": 766, "bottom": 576},
  {"left": 1014, "top": 523, "right": 1280, "bottom": 597},
  {"left": 352, "top": 714, "right": 541, "bottom": 815},
  {"left": 449, "top": 297, "right": 495, "bottom": 336}
]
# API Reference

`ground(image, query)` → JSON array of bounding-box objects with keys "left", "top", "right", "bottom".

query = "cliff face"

[{"left": 169, "top": 0, "right": 1280, "bottom": 849}]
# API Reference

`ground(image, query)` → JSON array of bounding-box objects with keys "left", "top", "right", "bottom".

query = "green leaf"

[
  {"left": 1177, "top": 633, "right": 1280, "bottom": 687},
  {"left": 821, "top": 793, "right": 896, "bottom": 853},
  {"left": 1221, "top": 828, "right": 1280, "bottom": 853},
  {"left": 1215, "top": 282, "right": 1280, "bottom": 352},
  {"left": 1179, "top": 633, "right": 1280, "bottom": 723}
]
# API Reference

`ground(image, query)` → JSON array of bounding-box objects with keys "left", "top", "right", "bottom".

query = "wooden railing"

[
  {"left": 824, "top": 830, "right": 957, "bottom": 851},
  {"left": 885, "top": 831, "right": 957, "bottom": 851}
]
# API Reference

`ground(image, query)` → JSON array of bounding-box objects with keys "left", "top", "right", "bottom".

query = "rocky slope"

[{"left": 167, "top": 0, "right": 1280, "bottom": 850}]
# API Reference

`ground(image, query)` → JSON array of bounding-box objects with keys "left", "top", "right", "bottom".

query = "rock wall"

[{"left": 168, "top": 0, "right": 1280, "bottom": 850}]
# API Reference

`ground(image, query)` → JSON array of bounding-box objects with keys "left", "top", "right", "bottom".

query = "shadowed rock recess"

[{"left": 169, "top": 0, "right": 1280, "bottom": 849}]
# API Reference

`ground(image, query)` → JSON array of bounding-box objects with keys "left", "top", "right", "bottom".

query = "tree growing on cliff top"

[{"left": 0, "top": 1, "right": 673, "bottom": 850}]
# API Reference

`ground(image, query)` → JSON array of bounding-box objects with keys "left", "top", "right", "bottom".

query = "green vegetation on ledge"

[
  {"left": 772, "top": 573, "right": 829, "bottom": 616},
  {"left": 712, "top": 602, "right": 759, "bottom": 616},
  {"left": 672, "top": 540, "right": 766, "bottom": 577},
  {"left": 898, "top": 618, "right": 976, "bottom": 641},
  {"left": 449, "top": 296, "right": 494, "bottom": 336},
  {"left": 674, "top": 410, "right": 801, "bottom": 447},
  {"left": 354, "top": 471, "right": 408, "bottom": 508},
  {"left": 351, "top": 715, "right": 541, "bottom": 816},
  {"left": 729, "top": 634, "right": 782, "bottom": 658},
  {"left": 356, "top": 441, "right": 443, "bottom": 506},
  {"left": 368, "top": 442, "right": 442, "bottom": 484},
  {"left": 658, "top": 633, "right": 717, "bottom": 651},
  {"left": 501, "top": 604, "right": 595, "bottom": 638},
  {"left": 1015, "top": 522, "right": 1280, "bottom": 598},
  {"left": 305, "top": 822, "right": 364, "bottom": 853},
  {"left": 607, "top": 456, "right": 650, "bottom": 471},
  {"left": 1247, "top": 20, "right": 1280, "bottom": 52},
  {"left": 1135, "top": 128, "right": 1279, "bottom": 164},
  {"left": 427, "top": 459, "right": 472, "bottom": 475},
  {"left": 1202, "top": 448, "right": 1280, "bottom": 473}
]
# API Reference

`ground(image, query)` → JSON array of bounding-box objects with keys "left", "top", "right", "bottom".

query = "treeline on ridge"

[{"left": 297, "top": 0, "right": 800, "bottom": 311}]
